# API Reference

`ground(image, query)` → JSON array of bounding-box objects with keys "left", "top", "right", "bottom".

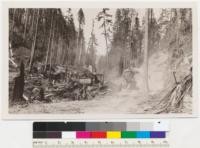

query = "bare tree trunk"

[
  {"left": 144, "top": 8, "right": 149, "bottom": 93},
  {"left": 30, "top": 10, "right": 36, "bottom": 36},
  {"left": 29, "top": 9, "right": 39, "bottom": 72},
  {"left": 78, "top": 28, "right": 83, "bottom": 64},
  {"left": 11, "top": 9, "right": 16, "bottom": 38},
  {"left": 130, "top": 11, "right": 135, "bottom": 60},
  {"left": 44, "top": 12, "right": 54, "bottom": 71},
  {"left": 49, "top": 21, "right": 55, "bottom": 78},
  {"left": 78, "top": 24, "right": 85, "bottom": 65},
  {"left": 176, "top": 9, "right": 180, "bottom": 51},
  {"left": 59, "top": 38, "right": 63, "bottom": 64},
  {"left": 103, "top": 18, "right": 109, "bottom": 67},
  {"left": 56, "top": 37, "right": 61, "bottom": 64},
  {"left": 23, "top": 8, "right": 28, "bottom": 39}
]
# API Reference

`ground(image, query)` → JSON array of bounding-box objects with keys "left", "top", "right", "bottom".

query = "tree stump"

[{"left": 12, "top": 61, "right": 25, "bottom": 102}]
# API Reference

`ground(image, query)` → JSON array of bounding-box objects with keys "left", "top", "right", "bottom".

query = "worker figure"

[
  {"left": 88, "top": 65, "right": 93, "bottom": 73},
  {"left": 121, "top": 60, "right": 139, "bottom": 90}
]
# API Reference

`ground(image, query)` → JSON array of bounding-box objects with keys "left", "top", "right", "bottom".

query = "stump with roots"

[{"left": 153, "top": 70, "right": 192, "bottom": 114}]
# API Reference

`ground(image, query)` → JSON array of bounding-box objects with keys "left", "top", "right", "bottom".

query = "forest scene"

[{"left": 8, "top": 8, "right": 193, "bottom": 114}]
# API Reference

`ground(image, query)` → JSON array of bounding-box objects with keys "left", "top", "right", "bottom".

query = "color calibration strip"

[
  {"left": 34, "top": 131, "right": 166, "bottom": 139},
  {"left": 33, "top": 121, "right": 168, "bottom": 139},
  {"left": 33, "top": 122, "right": 169, "bottom": 148}
]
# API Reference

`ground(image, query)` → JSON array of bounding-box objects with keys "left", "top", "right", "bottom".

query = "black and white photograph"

[{"left": 4, "top": 2, "right": 197, "bottom": 118}]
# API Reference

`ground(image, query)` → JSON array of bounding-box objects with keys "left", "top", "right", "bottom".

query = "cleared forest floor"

[
  {"left": 9, "top": 89, "right": 148, "bottom": 114},
  {"left": 9, "top": 87, "right": 191, "bottom": 114},
  {"left": 9, "top": 51, "right": 192, "bottom": 114}
]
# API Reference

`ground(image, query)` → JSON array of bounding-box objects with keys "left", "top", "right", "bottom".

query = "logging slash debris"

[{"left": 9, "top": 63, "right": 108, "bottom": 105}]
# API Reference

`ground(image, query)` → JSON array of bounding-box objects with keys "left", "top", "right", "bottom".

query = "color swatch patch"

[
  {"left": 107, "top": 131, "right": 121, "bottom": 139},
  {"left": 121, "top": 131, "right": 136, "bottom": 138}
]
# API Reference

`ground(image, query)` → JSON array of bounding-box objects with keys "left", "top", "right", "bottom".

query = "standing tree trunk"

[
  {"left": 176, "top": 9, "right": 180, "bottom": 51},
  {"left": 29, "top": 9, "right": 40, "bottom": 72},
  {"left": 30, "top": 9, "right": 36, "bottom": 36},
  {"left": 44, "top": 11, "right": 54, "bottom": 71},
  {"left": 23, "top": 8, "right": 28, "bottom": 39},
  {"left": 11, "top": 9, "right": 16, "bottom": 39},
  {"left": 49, "top": 20, "right": 56, "bottom": 79},
  {"left": 77, "top": 8, "right": 85, "bottom": 65},
  {"left": 144, "top": 8, "right": 149, "bottom": 93},
  {"left": 78, "top": 27, "right": 83, "bottom": 64},
  {"left": 103, "top": 18, "right": 109, "bottom": 67}
]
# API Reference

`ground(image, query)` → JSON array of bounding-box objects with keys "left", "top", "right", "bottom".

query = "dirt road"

[{"left": 9, "top": 88, "right": 150, "bottom": 114}]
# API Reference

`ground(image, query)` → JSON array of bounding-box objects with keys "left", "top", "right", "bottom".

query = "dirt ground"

[
  {"left": 9, "top": 88, "right": 192, "bottom": 114},
  {"left": 9, "top": 89, "right": 148, "bottom": 114}
]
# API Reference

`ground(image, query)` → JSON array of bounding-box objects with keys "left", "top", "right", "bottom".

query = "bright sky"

[{"left": 62, "top": 8, "right": 162, "bottom": 56}]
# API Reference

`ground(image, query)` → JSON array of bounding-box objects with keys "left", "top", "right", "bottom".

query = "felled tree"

[{"left": 154, "top": 68, "right": 192, "bottom": 113}]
